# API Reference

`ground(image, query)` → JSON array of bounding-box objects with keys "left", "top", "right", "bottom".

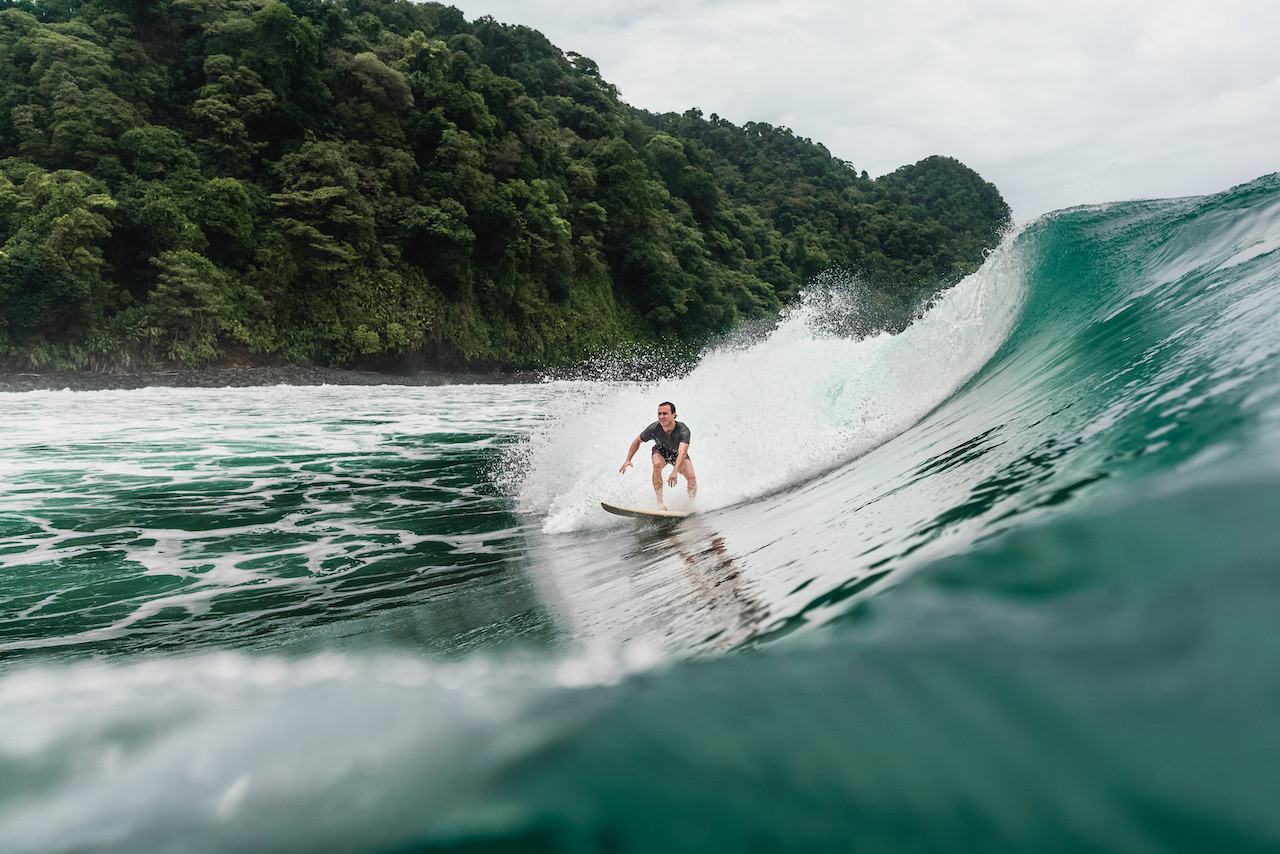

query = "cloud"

[{"left": 449, "top": 0, "right": 1280, "bottom": 219}]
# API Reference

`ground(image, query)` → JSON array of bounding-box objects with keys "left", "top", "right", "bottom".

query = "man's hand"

[
  {"left": 667, "top": 471, "right": 677, "bottom": 487},
  {"left": 620, "top": 460, "right": 633, "bottom": 473}
]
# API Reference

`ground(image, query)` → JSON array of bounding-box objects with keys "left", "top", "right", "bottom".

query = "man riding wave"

[{"left": 619, "top": 401, "right": 697, "bottom": 511}]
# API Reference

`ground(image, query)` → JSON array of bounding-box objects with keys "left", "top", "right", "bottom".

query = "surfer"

[{"left": 619, "top": 401, "right": 697, "bottom": 510}]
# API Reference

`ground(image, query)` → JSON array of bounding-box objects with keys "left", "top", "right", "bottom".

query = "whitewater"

[{"left": 4, "top": 175, "right": 1280, "bottom": 852}]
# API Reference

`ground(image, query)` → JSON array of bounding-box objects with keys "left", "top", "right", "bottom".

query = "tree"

[
  {"left": 144, "top": 249, "right": 233, "bottom": 366},
  {"left": 189, "top": 53, "right": 276, "bottom": 176},
  {"left": 0, "top": 164, "right": 116, "bottom": 342},
  {"left": 0, "top": 0, "right": 1011, "bottom": 371}
]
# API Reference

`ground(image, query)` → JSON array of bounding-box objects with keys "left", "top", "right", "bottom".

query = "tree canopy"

[{"left": 0, "top": 0, "right": 1011, "bottom": 370}]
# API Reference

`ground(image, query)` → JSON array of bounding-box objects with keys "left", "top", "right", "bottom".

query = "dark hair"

[{"left": 658, "top": 401, "right": 676, "bottom": 416}]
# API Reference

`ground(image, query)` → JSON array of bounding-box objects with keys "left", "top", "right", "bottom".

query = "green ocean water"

[{"left": 4, "top": 175, "right": 1280, "bottom": 852}]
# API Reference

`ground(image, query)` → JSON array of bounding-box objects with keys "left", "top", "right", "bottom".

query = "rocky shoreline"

[{"left": 0, "top": 365, "right": 539, "bottom": 392}]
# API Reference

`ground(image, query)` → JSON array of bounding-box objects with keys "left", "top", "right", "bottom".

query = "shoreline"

[{"left": 0, "top": 365, "right": 541, "bottom": 392}]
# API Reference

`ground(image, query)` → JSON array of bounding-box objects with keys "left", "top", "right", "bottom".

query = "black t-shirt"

[{"left": 639, "top": 420, "right": 691, "bottom": 459}]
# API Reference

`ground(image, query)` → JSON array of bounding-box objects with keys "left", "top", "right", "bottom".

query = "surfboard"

[{"left": 601, "top": 501, "right": 689, "bottom": 519}]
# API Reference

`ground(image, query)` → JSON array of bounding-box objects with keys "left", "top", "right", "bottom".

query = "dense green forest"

[{"left": 0, "top": 0, "right": 1011, "bottom": 371}]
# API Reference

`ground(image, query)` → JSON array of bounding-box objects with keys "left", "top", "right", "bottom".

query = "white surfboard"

[{"left": 601, "top": 501, "right": 689, "bottom": 519}]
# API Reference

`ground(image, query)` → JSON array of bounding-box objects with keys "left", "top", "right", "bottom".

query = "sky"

[{"left": 445, "top": 0, "right": 1280, "bottom": 222}]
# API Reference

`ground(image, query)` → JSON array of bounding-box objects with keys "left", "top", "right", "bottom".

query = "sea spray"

[{"left": 507, "top": 230, "right": 1027, "bottom": 532}]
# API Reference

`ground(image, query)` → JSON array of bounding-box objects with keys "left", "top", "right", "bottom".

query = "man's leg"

[
  {"left": 679, "top": 458, "right": 697, "bottom": 498},
  {"left": 651, "top": 453, "right": 668, "bottom": 509}
]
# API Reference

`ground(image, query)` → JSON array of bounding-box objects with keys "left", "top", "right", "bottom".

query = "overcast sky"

[{"left": 445, "top": 0, "right": 1280, "bottom": 221}]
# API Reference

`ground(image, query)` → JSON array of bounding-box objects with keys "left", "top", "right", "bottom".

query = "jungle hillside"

[{"left": 0, "top": 0, "right": 1012, "bottom": 371}]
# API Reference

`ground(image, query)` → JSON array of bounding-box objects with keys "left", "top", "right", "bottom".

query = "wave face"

[
  {"left": 4, "top": 175, "right": 1280, "bottom": 852},
  {"left": 506, "top": 237, "right": 1025, "bottom": 533}
]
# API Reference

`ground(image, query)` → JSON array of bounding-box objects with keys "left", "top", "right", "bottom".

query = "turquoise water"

[{"left": 4, "top": 175, "right": 1280, "bottom": 851}]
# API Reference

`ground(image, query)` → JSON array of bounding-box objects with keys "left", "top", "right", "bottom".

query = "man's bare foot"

[{"left": 656, "top": 502, "right": 668, "bottom": 511}]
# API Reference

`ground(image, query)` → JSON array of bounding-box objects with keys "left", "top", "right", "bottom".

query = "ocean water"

[{"left": 4, "top": 175, "right": 1280, "bottom": 852}]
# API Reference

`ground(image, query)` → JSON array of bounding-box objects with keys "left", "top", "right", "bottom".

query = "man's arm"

[
  {"left": 620, "top": 437, "right": 643, "bottom": 472},
  {"left": 667, "top": 442, "right": 690, "bottom": 486}
]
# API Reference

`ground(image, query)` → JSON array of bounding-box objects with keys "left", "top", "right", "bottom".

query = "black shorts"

[{"left": 652, "top": 446, "right": 689, "bottom": 465}]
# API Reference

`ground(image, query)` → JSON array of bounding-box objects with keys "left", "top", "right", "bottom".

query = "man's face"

[{"left": 657, "top": 405, "right": 674, "bottom": 429}]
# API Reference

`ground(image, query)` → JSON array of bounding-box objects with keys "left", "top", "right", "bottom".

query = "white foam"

[{"left": 512, "top": 234, "right": 1027, "bottom": 533}]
